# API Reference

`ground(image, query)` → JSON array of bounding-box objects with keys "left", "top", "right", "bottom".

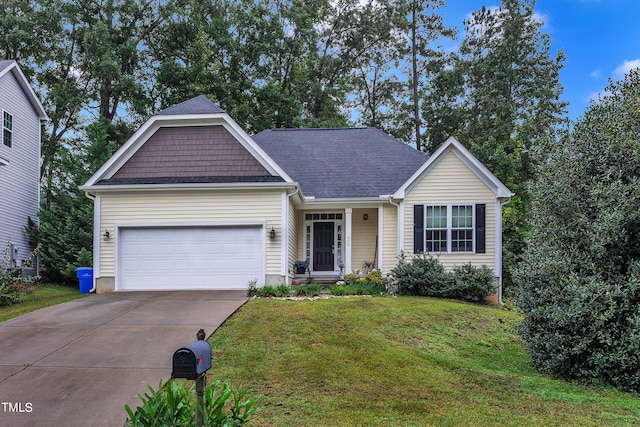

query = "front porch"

[{"left": 293, "top": 207, "right": 383, "bottom": 280}]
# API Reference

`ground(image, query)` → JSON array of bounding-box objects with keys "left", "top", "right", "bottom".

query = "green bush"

[
  {"left": 293, "top": 283, "right": 321, "bottom": 297},
  {"left": 390, "top": 253, "right": 448, "bottom": 297},
  {"left": 255, "top": 284, "right": 291, "bottom": 298},
  {"left": 390, "top": 253, "right": 495, "bottom": 303},
  {"left": 0, "top": 245, "right": 39, "bottom": 306},
  {"left": 125, "top": 378, "right": 260, "bottom": 427},
  {"left": 512, "top": 70, "right": 640, "bottom": 391},
  {"left": 448, "top": 263, "right": 496, "bottom": 302}
]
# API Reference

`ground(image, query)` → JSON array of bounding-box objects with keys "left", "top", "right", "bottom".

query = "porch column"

[
  {"left": 378, "top": 205, "right": 384, "bottom": 270},
  {"left": 345, "top": 207, "right": 352, "bottom": 273}
]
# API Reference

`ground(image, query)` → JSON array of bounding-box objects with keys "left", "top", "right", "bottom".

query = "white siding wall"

[
  {"left": 99, "top": 191, "right": 283, "bottom": 278},
  {"left": 0, "top": 70, "right": 41, "bottom": 264},
  {"left": 403, "top": 151, "right": 498, "bottom": 272}
]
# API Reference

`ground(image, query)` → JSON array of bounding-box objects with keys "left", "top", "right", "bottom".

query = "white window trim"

[
  {"left": 424, "top": 204, "right": 476, "bottom": 254},
  {"left": 2, "top": 110, "right": 12, "bottom": 148}
]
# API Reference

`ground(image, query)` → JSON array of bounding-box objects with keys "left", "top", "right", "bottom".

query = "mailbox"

[{"left": 172, "top": 340, "right": 212, "bottom": 380}]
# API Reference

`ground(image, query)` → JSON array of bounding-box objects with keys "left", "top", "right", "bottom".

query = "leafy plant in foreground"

[{"left": 125, "top": 378, "right": 260, "bottom": 427}]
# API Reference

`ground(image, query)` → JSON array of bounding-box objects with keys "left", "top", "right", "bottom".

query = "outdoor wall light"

[
  {"left": 103, "top": 230, "right": 110, "bottom": 241},
  {"left": 270, "top": 227, "right": 276, "bottom": 239}
]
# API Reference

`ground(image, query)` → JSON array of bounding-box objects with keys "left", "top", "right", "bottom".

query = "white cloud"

[
  {"left": 590, "top": 69, "right": 601, "bottom": 78},
  {"left": 613, "top": 59, "right": 640, "bottom": 79}
]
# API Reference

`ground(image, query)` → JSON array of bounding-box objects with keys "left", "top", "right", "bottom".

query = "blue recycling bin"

[{"left": 76, "top": 267, "right": 93, "bottom": 294}]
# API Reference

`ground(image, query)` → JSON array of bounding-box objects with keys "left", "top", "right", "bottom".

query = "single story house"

[{"left": 81, "top": 96, "right": 512, "bottom": 299}]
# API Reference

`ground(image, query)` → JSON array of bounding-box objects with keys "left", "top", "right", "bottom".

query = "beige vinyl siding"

[
  {"left": 403, "top": 151, "right": 497, "bottom": 272},
  {"left": 287, "top": 199, "right": 297, "bottom": 276},
  {"left": 382, "top": 204, "right": 398, "bottom": 273},
  {"left": 351, "top": 208, "right": 378, "bottom": 272},
  {"left": 99, "top": 190, "right": 282, "bottom": 277}
]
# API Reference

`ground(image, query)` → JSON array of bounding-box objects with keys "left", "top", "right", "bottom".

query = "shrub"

[
  {"left": 390, "top": 253, "right": 495, "bottom": 303},
  {"left": 294, "top": 283, "right": 321, "bottom": 297},
  {"left": 255, "top": 284, "right": 291, "bottom": 298},
  {"left": 390, "top": 253, "right": 448, "bottom": 297},
  {"left": 124, "top": 378, "right": 260, "bottom": 427},
  {"left": 448, "top": 263, "right": 496, "bottom": 302},
  {"left": 0, "top": 244, "right": 39, "bottom": 306}
]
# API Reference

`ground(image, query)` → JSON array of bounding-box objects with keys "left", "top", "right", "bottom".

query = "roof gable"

[
  {"left": 83, "top": 96, "right": 293, "bottom": 189},
  {"left": 394, "top": 136, "right": 513, "bottom": 200},
  {"left": 253, "top": 128, "right": 428, "bottom": 199},
  {"left": 0, "top": 60, "right": 48, "bottom": 121},
  {"left": 111, "top": 126, "right": 273, "bottom": 180}
]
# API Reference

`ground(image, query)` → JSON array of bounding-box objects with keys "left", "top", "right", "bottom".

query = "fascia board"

[
  {"left": 80, "top": 181, "right": 298, "bottom": 194},
  {"left": 0, "top": 63, "right": 49, "bottom": 121},
  {"left": 393, "top": 136, "right": 513, "bottom": 200},
  {"left": 83, "top": 112, "right": 295, "bottom": 188}
]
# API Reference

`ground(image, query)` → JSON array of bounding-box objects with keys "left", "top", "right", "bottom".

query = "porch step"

[{"left": 293, "top": 274, "right": 340, "bottom": 286}]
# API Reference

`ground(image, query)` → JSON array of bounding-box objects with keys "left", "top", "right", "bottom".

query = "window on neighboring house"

[
  {"left": 414, "top": 204, "right": 486, "bottom": 254},
  {"left": 3, "top": 111, "right": 12, "bottom": 148}
]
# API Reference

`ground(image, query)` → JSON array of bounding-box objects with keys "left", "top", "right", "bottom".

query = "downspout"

[
  {"left": 84, "top": 192, "right": 98, "bottom": 293},
  {"left": 284, "top": 186, "right": 300, "bottom": 284}
]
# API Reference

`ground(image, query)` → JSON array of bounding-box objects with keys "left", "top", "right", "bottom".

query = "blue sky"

[{"left": 442, "top": 0, "right": 640, "bottom": 120}]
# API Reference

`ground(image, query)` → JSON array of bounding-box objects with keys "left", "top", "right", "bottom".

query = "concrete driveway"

[{"left": 0, "top": 290, "right": 248, "bottom": 426}]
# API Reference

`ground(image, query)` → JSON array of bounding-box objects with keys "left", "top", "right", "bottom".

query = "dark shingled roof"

[
  {"left": 253, "top": 128, "right": 428, "bottom": 198},
  {"left": 156, "top": 95, "right": 225, "bottom": 115}
]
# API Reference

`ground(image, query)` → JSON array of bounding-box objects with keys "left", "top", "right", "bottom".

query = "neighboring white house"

[
  {"left": 82, "top": 96, "right": 513, "bottom": 300},
  {"left": 0, "top": 60, "right": 48, "bottom": 267}
]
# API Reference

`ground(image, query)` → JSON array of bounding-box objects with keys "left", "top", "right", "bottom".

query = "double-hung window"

[
  {"left": 3, "top": 111, "right": 12, "bottom": 148},
  {"left": 414, "top": 204, "right": 486, "bottom": 254}
]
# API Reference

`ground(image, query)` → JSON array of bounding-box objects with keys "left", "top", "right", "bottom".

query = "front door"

[{"left": 313, "top": 222, "right": 334, "bottom": 271}]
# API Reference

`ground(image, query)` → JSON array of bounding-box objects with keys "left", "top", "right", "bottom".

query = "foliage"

[
  {"left": 246, "top": 278, "right": 259, "bottom": 297},
  {"left": 0, "top": 244, "right": 39, "bottom": 306},
  {"left": 513, "top": 68, "right": 640, "bottom": 392},
  {"left": 209, "top": 297, "right": 640, "bottom": 426},
  {"left": 124, "top": 378, "right": 260, "bottom": 427},
  {"left": 391, "top": 253, "right": 496, "bottom": 302},
  {"left": 332, "top": 270, "right": 386, "bottom": 296},
  {"left": 252, "top": 284, "right": 292, "bottom": 298},
  {"left": 26, "top": 119, "right": 126, "bottom": 283},
  {"left": 293, "top": 283, "right": 321, "bottom": 297},
  {"left": 422, "top": 0, "right": 568, "bottom": 293}
]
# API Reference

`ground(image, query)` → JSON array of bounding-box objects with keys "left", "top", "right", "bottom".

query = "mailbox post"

[{"left": 172, "top": 330, "right": 212, "bottom": 426}]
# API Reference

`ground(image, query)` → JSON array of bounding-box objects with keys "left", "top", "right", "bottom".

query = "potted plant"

[{"left": 294, "top": 260, "right": 309, "bottom": 274}]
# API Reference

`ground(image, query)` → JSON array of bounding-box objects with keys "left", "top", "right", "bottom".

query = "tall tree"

[
  {"left": 427, "top": 0, "right": 567, "bottom": 290},
  {"left": 514, "top": 68, "right": 640, "bottom": 391},
  {"left": 402, "top": 0, "right": 456, "bottom": 151}
]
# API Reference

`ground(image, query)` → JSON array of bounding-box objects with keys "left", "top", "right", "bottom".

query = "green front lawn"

[
  {"left": 207, "top": 296, "right": 640, "bottom": 426},
  {"left": 0, "top": 283, "right": 87, "bottom": 322}
]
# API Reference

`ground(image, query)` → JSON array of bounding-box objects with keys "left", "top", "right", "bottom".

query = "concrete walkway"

[{"left": 0, "top": 290, "right": 248, "bottom": 426}]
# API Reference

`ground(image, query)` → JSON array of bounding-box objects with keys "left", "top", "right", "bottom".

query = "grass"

[
  {"left": 207, "top": 296, "right": 640, "bottom": 426},
  {"left": 0, "top": 283, "right": 87, "bottom": 322}
]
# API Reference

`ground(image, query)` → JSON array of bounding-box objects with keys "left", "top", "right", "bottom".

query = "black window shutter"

[
  {"left": 413, "top": 205, "right": 424, "bottom": 253},
  {"left": 476, "top": 204, "right": 486, "bottom": 253}
]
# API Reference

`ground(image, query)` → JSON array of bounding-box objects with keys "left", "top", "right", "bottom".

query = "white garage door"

[{"left": 118, "top": 226, "right": 263, "bottom": 290}]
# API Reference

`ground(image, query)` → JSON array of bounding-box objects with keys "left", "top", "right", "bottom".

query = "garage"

[{"left": 118, "top": 226, "right": 264, "bottom": 290}]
